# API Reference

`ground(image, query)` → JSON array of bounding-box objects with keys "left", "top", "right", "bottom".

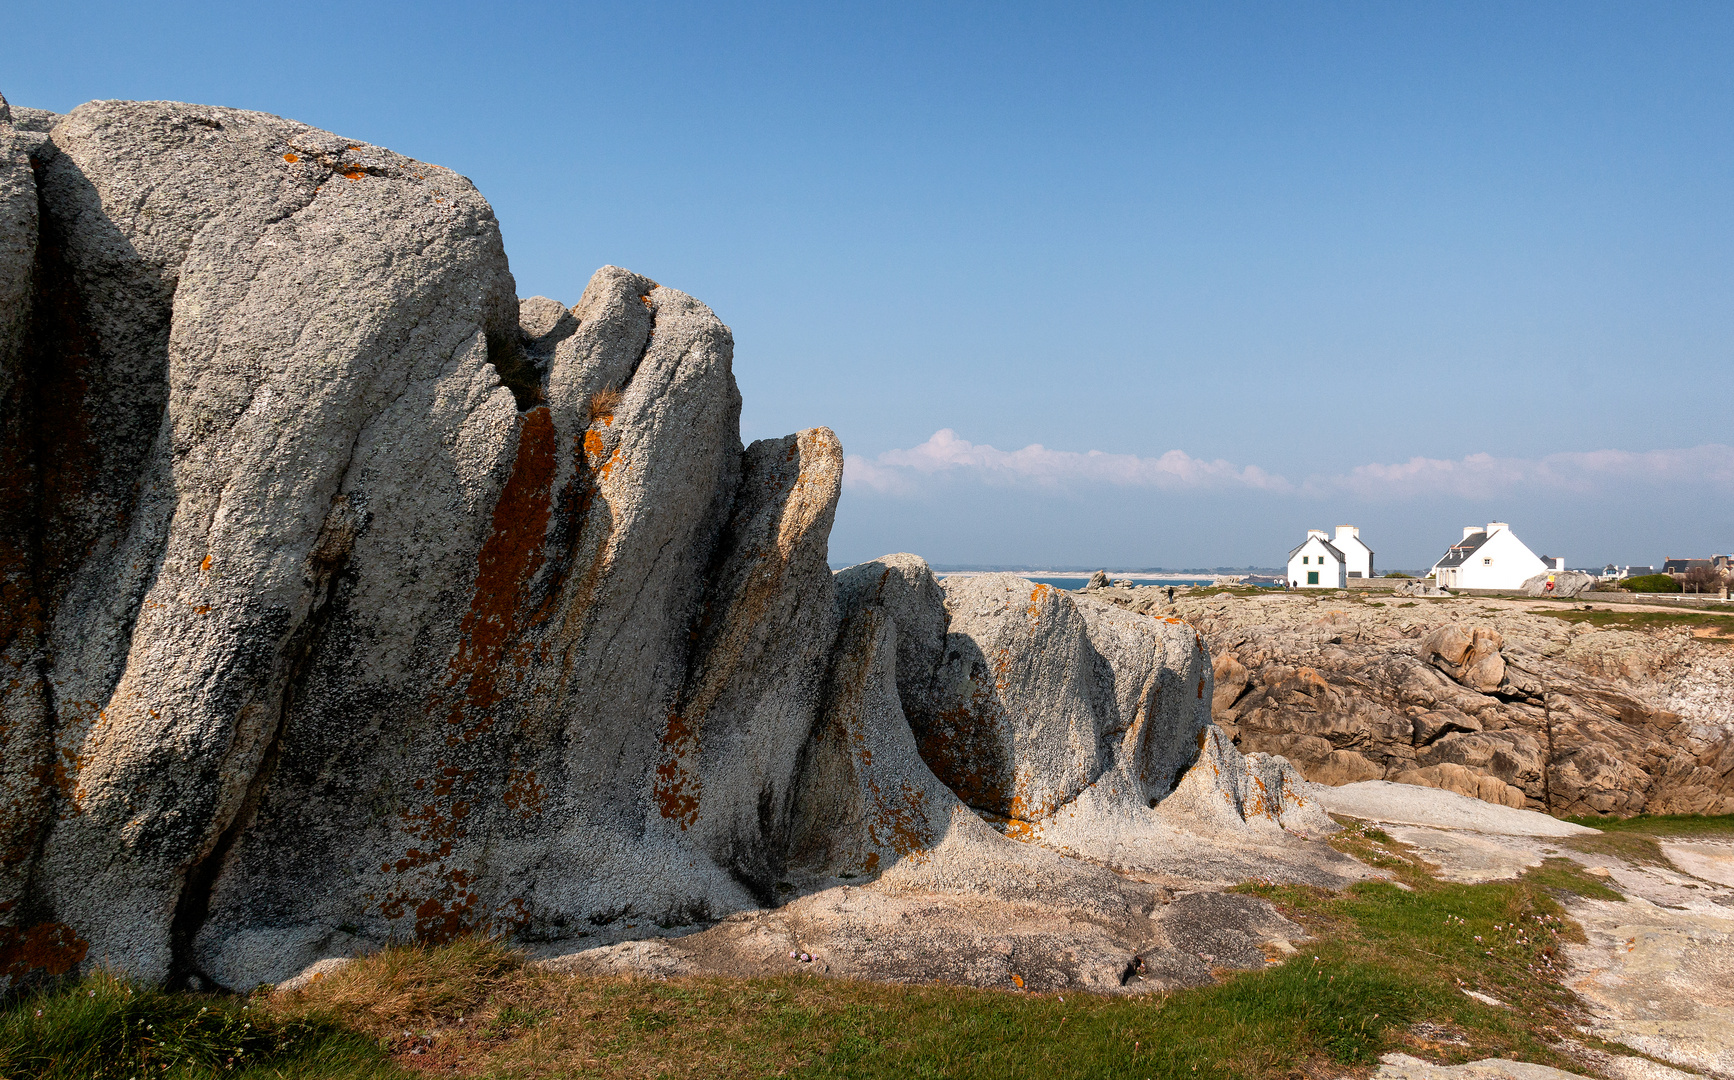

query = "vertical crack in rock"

[
  {"left": 169, "top": 493, "right": 359, "bottom": 987},
  {"left": 665, "top": 428, "right": 843, "bottom": 900}
]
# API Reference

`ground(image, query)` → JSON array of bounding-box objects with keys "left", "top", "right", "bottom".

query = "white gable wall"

[
  {"left": 1333, "top": 526, "right": 1374, "bottom": 578},
  {"left": 1452, "top": 523, "right": 1549, "bottom": 590},
  {"left": 1288, "top": 535, "right": 1345, "bottom": 588}
]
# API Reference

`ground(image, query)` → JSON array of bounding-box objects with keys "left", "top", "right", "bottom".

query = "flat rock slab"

[
  {"left": 1382, "top": 825, "right": 1548, "bottom": 885},
  {"left": 1658, "top": 841, "right": 1734, "bottom": 889},
  {"left": 1313, "top": 782, "right": 1600, "bottom": 837},
  {"left": 536, "top": 880, "right": 1306, "bottom": 996},
  {"left": 1566, "top": 896, "right": 1734, "bottom": 1079},
  {"left": 1366, "top": 1052, "right": 1700, "bottom": 1080}
]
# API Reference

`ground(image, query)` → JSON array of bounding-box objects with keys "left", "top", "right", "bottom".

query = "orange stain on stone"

[
  {"left": 0, "top": 921, "right": 89, "bottom": 979},
  {"left": 654, "top": 710, "right": 701, "bottom": 828},
  {"left": 378, "top": 409, "right": 560, "bottom": 944},
  {"left": 282, "top": 153, "right": 299, "bottom": 163},
  {"left": 502, "top": 767, "right": 545, "bottom": 821},
  {"left": 442, "top": 408, "right": 556, "bottom": 728}
]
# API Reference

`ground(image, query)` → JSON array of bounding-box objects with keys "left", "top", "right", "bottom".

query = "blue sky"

[{"left": 9, "top": 1, "right": 1731, "bottom": 570}]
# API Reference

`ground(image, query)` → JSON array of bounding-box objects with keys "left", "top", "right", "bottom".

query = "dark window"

[{"left": 1307, "top": 571, "right": 1319, "bottom": 585}]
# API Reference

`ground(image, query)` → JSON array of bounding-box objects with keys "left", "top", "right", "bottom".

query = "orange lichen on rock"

[
  {"left": 0, "top": 921, "right": 89, "bottom": 979},
  {"left": 867, "top": 779, "right": 934, "bottom": 859},
  {"left": 441, "top": 407, "right": 556, "bottom": 731},
  {"left": 1026, "top": 585, "right": 1052, "bottom": 620},
  {"left": 654, "top": 709, "right": 701, "bottom": 828},
  {"left": 502, "top": 766, "right": 545, "bottom": 820},
  {"left": 282, "top": 152, "right": 299, "bottom": 163}
]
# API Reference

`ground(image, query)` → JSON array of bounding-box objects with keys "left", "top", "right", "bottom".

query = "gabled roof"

[
  {"left": 1288, "top": 537, "right": 1346, "bottom": 562},
  {"left": 1432, "top": 530, "right": 1489, "bottom": 569}
]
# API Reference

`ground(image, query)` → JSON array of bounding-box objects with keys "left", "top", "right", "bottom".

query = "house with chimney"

[
  {"left": 1431, "top": 522, "right": 1554, "bottom": 590},
  {"left": 1287, "top": 525, "right": 1373, "bottom": 587}
]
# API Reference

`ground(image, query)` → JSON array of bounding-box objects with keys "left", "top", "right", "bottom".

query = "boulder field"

[
  {"left": 1088, "top": 587, "right": 1734, "bottom": 817},
  {"left": 0, "top": 95, "right": 1333, "bottom": 994}
]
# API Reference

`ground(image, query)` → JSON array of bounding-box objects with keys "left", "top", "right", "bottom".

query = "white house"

[
  {"left": 1430, "top": 522, "right": 1552, "bottom": 590},
  {"left": 1288, "top": 529, "right": 1347, "bottom": 588},
  {"left": 1331, "top": 525, "right": 1375, "bottom": 579}
]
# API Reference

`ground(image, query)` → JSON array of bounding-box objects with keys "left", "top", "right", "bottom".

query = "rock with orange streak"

[
  {"left": 916, "top": 573, "right": 1109, "bottom": 822},
  {"left": 191, "top": 267, "right": 754, "bottom": 990},
  {"left": 10, "top": 98, "right": 519, "bottom": 983}
]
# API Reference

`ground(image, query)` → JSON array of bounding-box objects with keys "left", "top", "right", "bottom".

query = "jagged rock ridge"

[{"left": 0, "top": 96, "right": 1317, "bottom": 992}]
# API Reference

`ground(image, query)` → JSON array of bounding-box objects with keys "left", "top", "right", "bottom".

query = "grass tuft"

[
  {"left": 0, "top": 970, "right": 398, "bottom": 1080},
  {"left": 1528, "top": 608, "right": 1734, "bottom": 640}
]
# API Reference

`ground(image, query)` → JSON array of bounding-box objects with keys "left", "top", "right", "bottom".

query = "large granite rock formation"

[
  {"left": 0, "top": 96, "right": 1312, "bottom": 993},
  {"left": 1090, "top": 587, "right": 1734, "bottom": 817}
]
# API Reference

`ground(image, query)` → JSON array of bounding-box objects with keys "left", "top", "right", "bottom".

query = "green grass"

[
  {"left": 0, "top": 971, "right": 401, "bottom": 1080},
  {"left": 10, "top": 815, "right": 1702, "bottom": 1079},
  {"left": 1522, "top": 857, "right": 1626, "bottom": 902},
  {"left": 1528, "top": 607, "right": 1734, "bottom": 640},
  {"left": 1562, "top": 813, "right": 1734, "bottom": 836},
  {"left": 218, "top": 836, "right": 1631, "bottom": 1080}
]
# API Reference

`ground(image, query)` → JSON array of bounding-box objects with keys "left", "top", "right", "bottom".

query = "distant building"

[
  {"left": 1602, "top": 564, "right": 1658, "bottom": 580},
  {"left": 1662, "top": 558, "right": 1713, "bottom": 575},
  {"left": 1288, "top": 529, "right": 1347, "bottom": 588},
  {"left": 1331, "top": 525, "right": 1375, "bottom": 578},
  {"left": 1430, "top": 522, "right": 1552, "bottom": 590}
]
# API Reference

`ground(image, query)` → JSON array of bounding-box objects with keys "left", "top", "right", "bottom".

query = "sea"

[{"left": 992, "top": 576, "right": 1231, "bottom": 590}]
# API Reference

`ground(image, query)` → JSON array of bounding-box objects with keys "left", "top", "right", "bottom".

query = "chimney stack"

[
  {"left": 1486, "top": 522, "right": 1507, "bottom": 536},
  {"left": 1462, "top": 526, "right": 1481, "bottom": 540}
]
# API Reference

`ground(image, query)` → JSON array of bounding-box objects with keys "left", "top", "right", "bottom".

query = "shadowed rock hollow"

[{"left": 0, "top": 95, "right": 1332, "bottom": 994}]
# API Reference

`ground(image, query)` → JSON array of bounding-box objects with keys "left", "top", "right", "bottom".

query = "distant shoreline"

[{"left": 936, "top": 570, "right": 1278, "bottom": 582}]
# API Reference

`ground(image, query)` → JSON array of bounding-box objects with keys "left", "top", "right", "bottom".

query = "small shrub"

[
  {"left": 1623, "top": 574, "right": 1681, "bottom": 593},
  {"left": 588, "top": 387, "right": 622, "bottom": 420}
]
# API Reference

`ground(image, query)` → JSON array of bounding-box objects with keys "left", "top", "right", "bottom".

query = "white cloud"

[
  {"left": 844, "top": 430, "right": 1734, "bottom": 501},
  {"left": 1308, "top": 444, "right": 1734, "bottom": 500},
  {"left": 843, "top": 429, "right": 1293, "bottom": 495}
]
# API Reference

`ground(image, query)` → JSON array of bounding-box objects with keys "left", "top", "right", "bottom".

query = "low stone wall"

[
  {"left": 1343, "top": 579, "right": 1732, "bottom": 607},
  {"left": 1576, "top": 590, "right": 1734, "bottom": 610}
]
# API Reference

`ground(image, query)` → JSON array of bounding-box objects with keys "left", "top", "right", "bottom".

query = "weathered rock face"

[
  {"left": 1091, "top": 587, "right": 1734, "bottom": 817},
  {"left": 1521, "top": 570, "right": 1595, "bottom": 598},
  {"left": 817, "top": 560, "right": 1338, "bottom": 881},
  {"left": 0, "top": 100, "right": 45, "bottom": 938},
  {"left": 0, "top": 94, "right": 1339, "bottom": 994}
]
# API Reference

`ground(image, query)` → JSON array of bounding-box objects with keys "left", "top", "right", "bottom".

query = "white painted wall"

[
  {"left": 1288, "top": 533, "right": 1346, "bottom": 588},
  {"left": 1333, "top": 525, "right": 1374, "bottom": 578},
  {"left": 1435, "top": 522, "right": 1550, "bottom": 590}
]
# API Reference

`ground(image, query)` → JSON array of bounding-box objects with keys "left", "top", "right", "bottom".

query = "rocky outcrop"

[
  {"left": 1091, "top": 587, "right": 1734, "bottom": 817},
  {"left": 0, "top": 96, "right": 1327, "bottom": 993},
  {"left": 1522, "top": 571, "right": 1595, "bottom": 598}
]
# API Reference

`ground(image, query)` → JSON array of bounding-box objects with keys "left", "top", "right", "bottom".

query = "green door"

[{"left": 1307, "top": 571, "right": 1319, "bottom": 585}]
